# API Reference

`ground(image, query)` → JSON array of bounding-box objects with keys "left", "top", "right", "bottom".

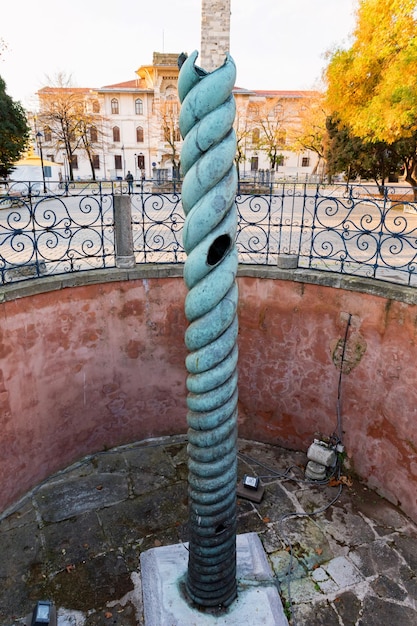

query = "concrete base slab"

[{"left": 141, "top": 532, "right": 289, "bottom": 625}]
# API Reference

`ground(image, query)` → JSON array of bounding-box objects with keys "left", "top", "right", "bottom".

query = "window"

[
  {"left": 248, "top": 102, "right": 259, "bottom": 118},
  {"left": 112, "top": 126, "right": 120, "bottom": 142},
  {"left": 250, "top": 156, "right": 258, "bottom": 171},
  {"left": 44, "top": 166, "right": 52, "bottom": 178},
  {"left": 136, "top": 126, "right": 144, "bottom": 142},
  {"left": 277, "top": 131, "right": 286, "bottom": 147},
  {"left": 111, "top": 98, "right": 119, "bottom": 114},
  {"left": 301, "top": 157, "right": 310, "bottom": 167},
  {"left": 90, "top": 126, "right": 98, "bottom": 143},
  {"left": 115, "top": 155, "right": 122, "bottom": 170},
  {"left": 174, "top": 127, "right": 181, "bottom": 142},
  {"left": 43, "top": 126, "right": 52, "bottom": 143},
  {"left": 92, "top": 155, "right": 100, "bottom": 170},
  {"left": 135, "top": 98, "right": 143, "bottom": 115},
  {"left": 71, "top": 155, "right": 78, "bottom": 169},
  {"left": 273, "top": 103, "right": 283, "bottom": 118},
  {"left": 252, "top": 128, "right": 260, "bottom": 144},
  {"left": 46, "top": 154, "right": 54, "bottom": 162},
  {"left": 92, "top": 100, "right": 100, "bottom": 113},
  {"left": 137, "top": 154, "right": 145, "bottom": 170},
  {"left": 166, "top": 97, "right": 179, "bottom": 115}
]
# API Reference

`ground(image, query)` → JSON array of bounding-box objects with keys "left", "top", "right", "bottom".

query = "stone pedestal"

[
  {"left": 141, "top": 532, "right": 289, "bottom": 625},
  {"left": 277, "top": 254, "right": 299, "bottom": 269},
  {"left": 114, "top": 194, "right": 135, "bottom": 269}
]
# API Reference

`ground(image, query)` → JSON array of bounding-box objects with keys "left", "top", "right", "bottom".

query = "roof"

[
  {"left": 15, "top": 148, "right": 60, "bottom": 168},
  {"left": 100, "top": 79, "right": 145, "bottom": 90},
  {"left": 37, "top": 86, "right": 97, "bottom": 95},
  {"left": 253, "top": 90, "right": 319, "bottom": 98}
]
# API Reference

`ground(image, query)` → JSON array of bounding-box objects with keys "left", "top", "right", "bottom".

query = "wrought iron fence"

[{"left": 0, "top": 179, "right": 417, "bottom": 287}]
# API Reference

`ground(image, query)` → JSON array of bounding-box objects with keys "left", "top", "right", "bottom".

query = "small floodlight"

[{"left": 31, "top": 601, "right": 57, "bottom": 626}]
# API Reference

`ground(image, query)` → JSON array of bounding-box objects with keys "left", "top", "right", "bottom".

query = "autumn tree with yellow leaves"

[{"left": 326, "top": 0, "right": 417, "bottom": 194}]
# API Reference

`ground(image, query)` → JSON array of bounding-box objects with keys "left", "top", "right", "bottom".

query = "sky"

[{"left": 0, "top": 0, "right": 357, "bottom": 109}]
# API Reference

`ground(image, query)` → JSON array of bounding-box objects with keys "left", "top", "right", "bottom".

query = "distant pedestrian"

[{"left": 126, "top": 171, "right": 134, "bottom": 194}]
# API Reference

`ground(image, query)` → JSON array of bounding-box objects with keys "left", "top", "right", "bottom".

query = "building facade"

[{"left": 33, "top": 52, "right": 320, "bottom": 184}]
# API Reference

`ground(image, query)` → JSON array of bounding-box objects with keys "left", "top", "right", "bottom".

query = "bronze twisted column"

[{"left": 178, "top": 50, "right": 239, "bottom": 609}]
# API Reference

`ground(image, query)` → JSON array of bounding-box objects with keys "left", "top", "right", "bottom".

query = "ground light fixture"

[{"left": 30, "top": 600, "right": 57, "bottom": 626}]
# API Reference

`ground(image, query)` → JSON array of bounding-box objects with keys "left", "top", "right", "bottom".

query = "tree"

[
  {"left": 0, "top": 77, "right": 30, "bottom": 178},
  {"left": 233, "top": 100, "right": 253, "bottom": 180},
  {"left": 37, "top": 73, "right": 106, "bottom": 181},
  {"left": 325, "top": 0, "right": 417, "bottom": 196},
  {"left": 326, "top": 116, "right": 402, "bottom": 190},
  {"left": 290, "top": 92, "right": 328, "bottom": 179},
  {"left": 248, "top": 98, "right": 287, "bottom": 171},
  {"left": 157, "top": 97, "right": 181, "bottom": 179}
]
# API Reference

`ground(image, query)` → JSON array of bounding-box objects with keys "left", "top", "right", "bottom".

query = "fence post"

[{"left": 114, "top": 195, "right": 135, "bottom": 268}]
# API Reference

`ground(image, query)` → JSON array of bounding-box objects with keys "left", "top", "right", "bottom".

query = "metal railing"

[{"left": 0, "top": 179, "right": 416, "bottom": 287}]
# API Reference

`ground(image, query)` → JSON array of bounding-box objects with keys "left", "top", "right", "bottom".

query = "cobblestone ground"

[{"left": 1, "top": 436, "right": 416, "bottom": 625}]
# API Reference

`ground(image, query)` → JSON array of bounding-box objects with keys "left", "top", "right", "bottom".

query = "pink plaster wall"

[
  {"left": 1, "top": 275, "right": 416, "bottom": 523},
  {"left": 237, "top": 277, "right": 417, "bottom": 522}
]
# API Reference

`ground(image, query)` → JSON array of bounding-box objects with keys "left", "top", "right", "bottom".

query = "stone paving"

[{"left": 1, "top": 435, "right": 417, "bottom": 625}]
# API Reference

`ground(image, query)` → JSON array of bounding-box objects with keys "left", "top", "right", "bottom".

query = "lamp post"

[
  {"left": 36, "top": 132, "right": 47, "bottom": 194},
  {"left": 121, "top": 145, "right": 126, "bottom": 178}
]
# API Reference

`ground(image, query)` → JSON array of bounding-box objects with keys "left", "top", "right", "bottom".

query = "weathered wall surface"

[
  {"left": 0, "top": 274, "right": 189, "bottom": 512},
  {"left": 0, "top": 268, "right": 416, "bottom": 523},
  {"left": 237, "top": 277, "right": 417, "bottom": 523}
]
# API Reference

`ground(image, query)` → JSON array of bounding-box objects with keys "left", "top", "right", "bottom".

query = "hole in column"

[
  {"left": 207, "top": 234, "right": 231, "bottom": 266},
  {"left": 215, "top": 523, "right": 226, "bottom": 534}
]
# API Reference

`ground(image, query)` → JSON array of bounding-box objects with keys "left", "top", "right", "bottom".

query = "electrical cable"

[{"left": 237, "top": 313, "right": 353, "bottom": 625}]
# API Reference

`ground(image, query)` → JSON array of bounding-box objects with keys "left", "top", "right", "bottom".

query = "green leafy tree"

[
  {"left": 326, "top": 117, "right": 401, "bottom": 190},
  {"left": 0, "top": 77, "right": 30, "bottom": 178}
]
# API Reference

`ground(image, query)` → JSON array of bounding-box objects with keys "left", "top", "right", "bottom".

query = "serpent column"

[{"left": 178, "top": 50, "right": 239, "bottom": 609}]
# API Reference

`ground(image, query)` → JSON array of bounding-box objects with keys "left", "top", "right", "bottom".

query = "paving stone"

[
  {"left": 391, "top": 533, "right": 417, "bottom": 571},
  {"left": 0, "top": 522, "right": 43, "bottom": 578},
  {"left": 274, "top": 515, "right": 333, "bottom": 571},
  {"left": 279, "top": 575, "right": 321, "bottom": 603},
  {"left": 322, "top": 502, "right": 376, "bottom": 547},
  {"left": 0, "top": 500, "right": 37, "bottom": 531},
  {"left": 295, "top": 483, "right": 343, "bottom": 516},
  {"left": 84, "top": 601, "right": 138, "bottom": 625},
  {"left": 41, "top": 511, "right": 108, "bottom": 569},
  {"left": 98, "top": 482, "right": 188, "bottom": 546},
  {"left": 46, "top": 552, "right": 134, "bottom": 612},
  {"left": 123, "top": 445, "right": 177, "bottom": 478},
  {"left": 311, "top": 567, "right": 328, "bottom": 582},
  {"left": 317, "top": 578, "right": 339, "bottom": 594},
  {"left": 90, "top": 450, "right": 129, "bottom": 474},
  {"left": 370, "top": 574, "right": 408, "bottom": 601},
  {"left": 269, "top": 549, "right": 307, "bottom": 582},
  {"left": 332, "top": 590, "right": 362, "bottom": 625},
  {"left": 399, "top": 565, "right": 417, "bottom": 603},
  {"left": 349, "top": 538, "right": 403, "bottom": 577},
  {"left": 358, "top": 594, "right": 417, "bottom": 626},
  {"left": 35, "top": 473, "right": 129, "bottom": 522},
  {"left": 324, "top": 556, "right": 363, "bottom": 587},
  {"left": 236, "top": 509, "right": 266, "bottom": 535},
  {"left": 256, "top": 482, "right": 298, "bottom": 521},
  {"left": 352, "top": 483, "right": 413, "bottom": 534},
  {"left": 293, "top": 600, "right": 341, "bottom": 626}
]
